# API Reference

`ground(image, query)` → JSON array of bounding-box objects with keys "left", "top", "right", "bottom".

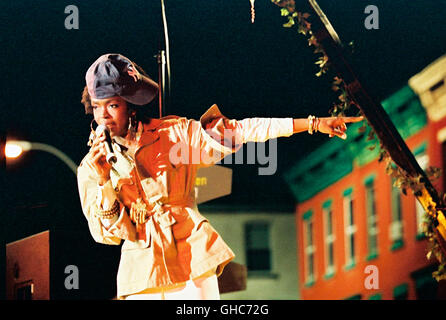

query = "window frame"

[
  {"left": 303, "top": 210, "right": 316, "bottom": 286},
  {"left": 414, "top": 143, "right": 429, "bottom": 240},
  {"left": 343, "top": 188, "right": 356, "bottom": 270},
  {"left": 244, "top": 221, "right": 272, "bottom": 274},
  {"left": 364, "top": 175, "right": 379, "bottom": 260},
  {"left": 390, "top": 177, "right": 404, "bottom": 250},
  {"left": 323, "top": 200, "right": 336, "bottom": 278}
]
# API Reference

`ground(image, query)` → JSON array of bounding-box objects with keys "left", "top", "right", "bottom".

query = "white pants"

[{"left": 125, "top": 274, "right": 220, "bottom": 300}]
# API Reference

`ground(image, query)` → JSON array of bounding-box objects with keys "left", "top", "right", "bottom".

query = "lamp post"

[
  {"left": 4, "top": 140, "right": 79, "bottom": 300},
  {"left": 5, "top": 140, "right": 77, "bottom": 175}
]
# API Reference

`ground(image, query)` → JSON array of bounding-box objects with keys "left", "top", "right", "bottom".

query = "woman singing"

[{"left": 77, "top": 53, "right": 362, "bottom": 300}]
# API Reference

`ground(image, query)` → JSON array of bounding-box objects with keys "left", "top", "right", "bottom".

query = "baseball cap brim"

[{"left": 120, "top": 73, "right": 159, "bottom": 106}]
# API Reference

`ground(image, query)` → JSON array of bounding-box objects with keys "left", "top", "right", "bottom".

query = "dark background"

[{"left": 1, "top": 0, "right": 446, "bottom": 299}]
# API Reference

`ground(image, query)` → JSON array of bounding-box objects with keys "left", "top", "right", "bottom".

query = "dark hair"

[
  {"left": 81, "top": 85, "right": 93, "bottom": 114},
  {"left": 81, "top": 62, "right": 157, "bottom": 121}
]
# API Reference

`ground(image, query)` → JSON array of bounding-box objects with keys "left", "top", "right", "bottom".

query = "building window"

[
  {"left": 414, "top": 144, "right": 429, "bottom": 239},
  {"left": 393, "top": 283, "right": 409, "bottom": 300},
  {"left": 369, "top": 293, "right": 382, "bottom": 300},
  {"left": 390, "top": 178, "right": 404, "bottom": 250},
  {"left": 411, "top": 265, "right": 439, "bottom": 299},
  {"left": 303, "top": 210, "right": 315, "bottom": 285},
  {"left": 343, "top": 188, "right": 356, "bottom": 269},
  {"left": 365, "top": 175, "right": 378, "bottom": 260},
  {"left": 345, "top": 293, "right": 362, "bottom": 300},
  {"left": 245, "top": 222, "right": 271, "bottom": 273},
  {"left": 323, "top": 200, "right": 335, "bottom": 278},
  {"left": 14, "top": 281, "right": 33, "bottom": 300},
  {"left": 429, "top": 79, "right": 445, "bottom": 101}
]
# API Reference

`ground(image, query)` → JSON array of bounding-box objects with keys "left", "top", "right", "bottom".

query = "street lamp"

[
  {"left": 5, "top": 140, "right": 78, "bottom": 175},
  {"left": 4, "top": 140, "right": 79, "bottom": 300}
]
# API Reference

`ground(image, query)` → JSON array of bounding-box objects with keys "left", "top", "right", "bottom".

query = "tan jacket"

[{"left": 77, "top": 104, "right": 293, "bottom": 298}]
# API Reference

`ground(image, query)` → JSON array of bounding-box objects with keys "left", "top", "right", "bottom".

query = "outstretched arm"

[{"left": 193, "top": 104, "right": 364, "bottom": 166}]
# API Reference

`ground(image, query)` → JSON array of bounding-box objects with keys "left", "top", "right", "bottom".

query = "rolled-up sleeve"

[
  {"left": 77, "top": 160, "right": 136, "bottom": 245},
  {"left": 235, "top": 117, "right": 294, "bottom": 143},
  {"left": 187, "top": 104, "right": 294, "bottom": 166}
]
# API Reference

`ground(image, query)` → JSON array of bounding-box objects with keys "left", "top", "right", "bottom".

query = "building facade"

[
  {"left": 198, "top": 204, "right": 299, "bottom": 300},
  {"left": 285, "top": 55, "right": 446, "bottom": 300}
]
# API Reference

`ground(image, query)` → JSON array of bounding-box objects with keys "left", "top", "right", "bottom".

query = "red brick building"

[{"left": 285, "top": 55, "right": 446, "bottom": 300}]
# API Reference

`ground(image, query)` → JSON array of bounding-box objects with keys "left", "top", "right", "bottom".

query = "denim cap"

[{"left": 85, "top": 53, "right": 159, "bottom": 106}]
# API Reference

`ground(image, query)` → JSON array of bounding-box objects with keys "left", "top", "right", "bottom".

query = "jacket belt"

[{"left": 134, "top": 197, "right": 195, "bottom": 241}]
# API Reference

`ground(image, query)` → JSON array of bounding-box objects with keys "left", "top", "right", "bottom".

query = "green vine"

[
  {"left": 376, "top": 132, "right": 446, "bottom": 281},
  {"left": 272, "top": 0, "right": 356, "bottom": 117},
  {"left": 271, "top": 0, "right": 446, "bottom": 281}
]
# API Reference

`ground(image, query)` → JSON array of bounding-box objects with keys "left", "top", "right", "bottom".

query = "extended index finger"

[{"left": 342, "top": 116, "right": 365, "bottom": 123}]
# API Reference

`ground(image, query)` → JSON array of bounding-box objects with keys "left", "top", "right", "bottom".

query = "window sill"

[
  {"left": 366, "top": 252, "right": 378, "bottom": 261},
  {"left": 304, "top": 278, "right": 316, "bottom": 288},
  {"left": 344, "top": 260, "right": 356, "bottom": 271},
  {"left": 324, "top": 271, "right": 335, "bottom": 280},
  {"left": 416, "top": 233, "right": 427, "bottom": 241},
  {"left": 368, "top": 293, "right": 382, "bottom": 300},
  {"left": 344, "top": 294, "right": 362, "bottom": 300},
  {"left": 247, "top": 271, "right": 279, "bottom": 279},
  {"left": 391, "top": 239, "right": 404, "bottom": 251}
]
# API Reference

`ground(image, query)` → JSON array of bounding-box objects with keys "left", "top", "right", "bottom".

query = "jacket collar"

[{"left": 142, "top": 118, "right": 164, "bottom": 132}]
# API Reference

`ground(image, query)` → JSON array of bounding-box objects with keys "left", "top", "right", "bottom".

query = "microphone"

[{"left": 96, "top": 125, "right": 117, "bottom": 164}]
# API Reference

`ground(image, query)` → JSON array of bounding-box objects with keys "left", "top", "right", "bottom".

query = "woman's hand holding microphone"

[{"left": 87, "top": 130, "right": 112, "bottom": 185}]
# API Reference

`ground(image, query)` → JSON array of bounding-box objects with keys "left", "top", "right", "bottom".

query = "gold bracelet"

[
  {"left": 94, "top": 200, "right": 120, "bottom": 219},
  {"left": 314, "top": 117, "right": 320, "bottom": 133},
  {"left": 308, "top": 115, "right": 315, "bottom": 135}
]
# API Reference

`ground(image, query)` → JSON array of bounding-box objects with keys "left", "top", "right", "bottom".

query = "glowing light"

[
  {"left": 5, "top": 140, "right": 77, "bottom": 174},
  {"left": 5, "top": 143, "right": 24, "bottom": 158}
]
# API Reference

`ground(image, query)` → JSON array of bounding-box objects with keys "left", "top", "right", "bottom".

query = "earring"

[
  {"left": 87, "top": 119, "right": 97, "bottom": 146},
  {"left": 128, "top": 113, "right": 137, "bottom": 133},
  {"left": 127, "top": 112, "right": 137, "bottom": 142}
]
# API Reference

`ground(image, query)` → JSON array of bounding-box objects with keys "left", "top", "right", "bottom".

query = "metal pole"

[
  {"left": 157, "top": 0, "right": 171, "bottom": 118},
  {"left": 29, "top": 142, "right": 78, "bottom": 175},
  {"left": 161, "top": 0, "right": 171, "bottom": 105},
  {"left": 157, "top": 50, "right": 166, "bottom": 118},
  {"left": 7, "top": 140, "right": 78, "bottom": 175}
]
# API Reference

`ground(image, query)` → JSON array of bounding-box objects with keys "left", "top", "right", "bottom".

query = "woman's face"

[{"left": 91, "top": 96, "right": 129, "bottom": 137}]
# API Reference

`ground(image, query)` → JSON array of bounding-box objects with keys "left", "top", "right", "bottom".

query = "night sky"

[{"left": 1, "top": 0, "right": 446, "bottom": 299}]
